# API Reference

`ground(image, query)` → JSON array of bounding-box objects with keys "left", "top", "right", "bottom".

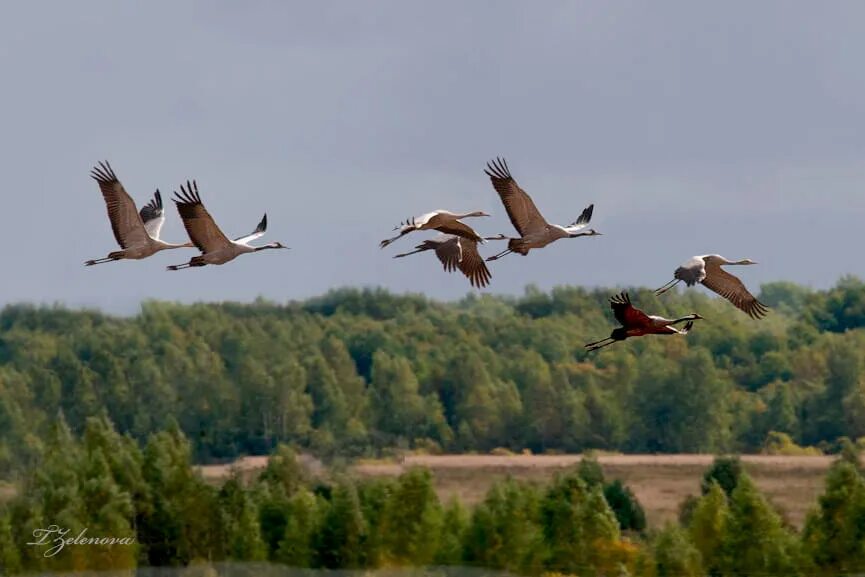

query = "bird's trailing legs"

[
  {"left": 380, "top": 217, "right": 419, "bottom": 249},
  {"left": 584, "top": 338, "right": 617, "bottom": 352},
  {"left": 84, "top": 257, "right": 116, "bottom": 266},
  {"left": 392, "top": 246, "right": 430, "bottom": 259},
  {"left": 486, "top": 248, "right": 513, "bottom": 261},
  {"left": 166, "top": 263, "right": 193, "bottom": 271},
  {"left": 380, "top": 230, "right": 412, "bottom": 249},
  {"left": 654, "top": 278, "right": 681, "bottom": 296},
  {"left": 483, "top": 234, "right": 513, "bottom": 261},
  {"left": 84, "top": 253, "right": 123, "bottom": 266}
]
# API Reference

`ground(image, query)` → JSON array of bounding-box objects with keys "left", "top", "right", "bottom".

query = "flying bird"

[
  {"left": 166, "top": 180, "right": 288, "bottom": 270},
  {"left": 484, "top": 157, "right": 600, "bottom": 261},
  {"left": 655, "top": 254, "right": 768, "bottom": 319},
  {"left": 585, "top": 292, "right": 702, "bottom": 352},
  {"left": 393, "top": 234, "right": 492, "bottom": 288},
  {"left": 85, "top": 161, "right": 193, "bottom": 266},
  {"left": 379, "top": 210, "right": 489, "bottom": 248}
]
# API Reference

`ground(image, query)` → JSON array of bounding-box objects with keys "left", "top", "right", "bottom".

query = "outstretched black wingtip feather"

[
  {"left": 610, "top": 291, "right": 630, "bottom": 306},
  {"left": 485, "top": 156, "right": 512, "bottom": 180},
  {"left": 154, "top": 189, "right": 162, "bottom": 209},
  {"left": 255, "top": 213, "right": 267, "bottom": 233},
  {"left": 90, "top": 160, "right": 117, "bottom": 183}
]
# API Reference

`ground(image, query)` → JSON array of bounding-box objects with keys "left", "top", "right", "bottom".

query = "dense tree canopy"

[{"left": 1, "top": 280, "right": 865, "bottom": 474}]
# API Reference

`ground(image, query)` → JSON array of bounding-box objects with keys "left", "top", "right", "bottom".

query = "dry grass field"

[{"left": 199, "top": 453, "right": 841, "bottom": 529}]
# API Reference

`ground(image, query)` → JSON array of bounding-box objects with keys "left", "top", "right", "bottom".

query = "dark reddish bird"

[{"left": 585, "top": 292, "right": 702, "bottom": 352}]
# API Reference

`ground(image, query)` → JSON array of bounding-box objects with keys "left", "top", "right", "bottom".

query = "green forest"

[
  {"left": 2, "top": 278, "right": 865, "bottom": 574},
  {"left": 2, "top": 277, "right": 865, "bottom": 474},
  {"left": 2, "top": 422, "right": 865, "bottom": 576}
]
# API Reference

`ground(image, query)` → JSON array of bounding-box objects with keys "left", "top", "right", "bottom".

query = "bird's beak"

[
  {"left": 482, "top": 212, "right": 491, "bottom": 217},
  {"left": 694, "top": 314, "right": 705, "bottom": 320}
]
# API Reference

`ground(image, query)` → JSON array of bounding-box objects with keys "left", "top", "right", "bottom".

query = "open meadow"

[{"left": 199, "top": 453, "right": 838, "bottom": 529}]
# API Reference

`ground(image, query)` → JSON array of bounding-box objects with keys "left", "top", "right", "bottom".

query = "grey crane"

[
  {"left": 166, "top": 180, "right": 287, "bottom": 270},
  {"left": 380, "top": 209, "right": 490, "bottom": 248},
  {"left": 85, "top": 161, "right": 193, "bottom": 266},
  {"left": 393, "top": 234, "right": 492, "bottom": 288},
  {"left": 484, "top": 157, "right": 600, "bottom": 261},
  {"left": 655, "top": 254, "right": 769, "bottom": 319}
]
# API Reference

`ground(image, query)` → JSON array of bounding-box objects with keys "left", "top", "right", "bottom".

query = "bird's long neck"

[
  {"left": 253, "top": 244, "right": 280, "bottom": 252},
  {"left": 157, "top": 241, "right": 195, "bottom": 250},
  {"left": 671, "top": 314, "right": 700, "bottom": 324}
]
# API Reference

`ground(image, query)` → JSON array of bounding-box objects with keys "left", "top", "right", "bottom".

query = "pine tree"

[
  {"left": 316, "top": 480, "right": 365, "bottom": 568},
  {"left": 700, "top": 455, "right": 743, "bottom": 497},
  {"left": 465, "top": 478, "right": 545, "bottom": 574},
  {"left": 604, "top": 479, "right": 647, "bottom": 533},
  {"left": 577, "top": 485, "right": 622, "bottom": 574},
  {"left": 77, "top": 449, "right": 137, "bottom": 570},
  {"left": 381, "top": 468, "right": 443, "bottom": 565},
  {"left": 276, "top": 488, "right": 319, "bottom": 566},
  {"left": 356, "top": 477, "right": 395, "bottom": 567},
  {"left": 722, "top": 474, "right": 802, "bottom": 576},
  {"left": 688, "top": 481, "right": 728, "bottom": 576},
  {"left": 220, "top": 477, "right": 267, "bottom": 562},
  {"left": 802, "top": 461, "right": 865, "bottom": 574},
  {"left": 435, "top": 498, "right": 469, "bottom": 565},
  {"left": 652, "top": 524, "right": 703, "bottom": 577}
]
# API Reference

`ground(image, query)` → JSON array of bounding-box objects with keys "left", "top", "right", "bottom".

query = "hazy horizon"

[{"left": 2, "top": 1, "right": 864, "bottom": 314}]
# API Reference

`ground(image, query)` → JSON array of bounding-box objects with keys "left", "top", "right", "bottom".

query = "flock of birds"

[{"left": 86, "top": 158, "right": 769, "bottom": 352}]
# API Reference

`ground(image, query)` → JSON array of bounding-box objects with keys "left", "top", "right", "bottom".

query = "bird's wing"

[
  {"left": 609, "top": 292, "right": 652, "bottom": 327},
  {"left": 454, "top": 238, "right": 492, "bottom": 288},
  {"left": 90, "top": 161, "right": 150, "bottom": 248},
  {"left": 433, "top": 218, "right": 484, "bottom": 242},
  {"left": 701, "top": 262, "right": 769, "bottom": 319},
  {"left": 566, "top": 204, "right": 594, "bottom": 228},
  {"left": 139, "top": 190, "right": 165, "bottom": 240},
  {"left": 234, "top": 214, "right": 267, "bottom": 245},
  {"left": 172, "top": 181, "right": 233, "bottom": 253},
  {"left": 484, "top": 157, "right": 547, "bottom": 236},
  {"left": 432, "top": 236, "right": 462, "bottom": 273}
]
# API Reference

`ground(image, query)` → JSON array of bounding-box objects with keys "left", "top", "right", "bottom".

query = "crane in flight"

[
  {"left": 393, "top": 234, "right": 492, "bottom": 288},
  {"left": 585, "top": 292, "right": 702, "bottom": 352},
  {"left": 85, "top": 161, "right": 192, "bottom": 266},
  {"left": 655, "top": 254, "right": 769, "bottom": 319},
  {"left": 484, "top": 157, "right": 600, "bottom": 261},
  {"left": 380, "top": 209, "right": 490, "bottom": 248},
  {"left": 166, "top": 180, "right": 287, "bottom": 270}
]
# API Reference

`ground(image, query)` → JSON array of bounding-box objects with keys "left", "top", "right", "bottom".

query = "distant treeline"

[
  {"left": 2, "top": 420, "right": 864, "bottom": 576},
  {"left": 1, "top": 278, "right": 865, "bottom": 473}
]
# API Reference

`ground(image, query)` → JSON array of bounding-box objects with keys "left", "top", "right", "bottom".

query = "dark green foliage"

[
  {"left": 652, "top": 524, "right": 703, "bottom": 577},
  {"left": 604, "top": 479, "right": 646, "bottom": 533},
  {"left": 1, "top": 280, "right": 865, "bottom": 473},
  {"left": 315, "top": 480, "right": 365, "bottom": 568},
  {"left": 700, "top": 456, "right": 743, "bottom": 497},
  {"left": 802, "top": 461, "right": 865, "bottom": 574},
  {"left": 576, "top": 455, "right": 605, "bottom": 488},
  {"left": 2, "top": 281, "right": 865, "bottom": 574},
  {"left": 5, "top": 420, "right": 865, "bottom": 576},
  {"left": 464, "top": 478, "right": 546, "bottom": 574}
]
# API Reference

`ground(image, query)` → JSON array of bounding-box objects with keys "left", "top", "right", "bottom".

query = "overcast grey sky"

[{"left": 1, "top": 1, "right": 863, "bottom": 313}]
